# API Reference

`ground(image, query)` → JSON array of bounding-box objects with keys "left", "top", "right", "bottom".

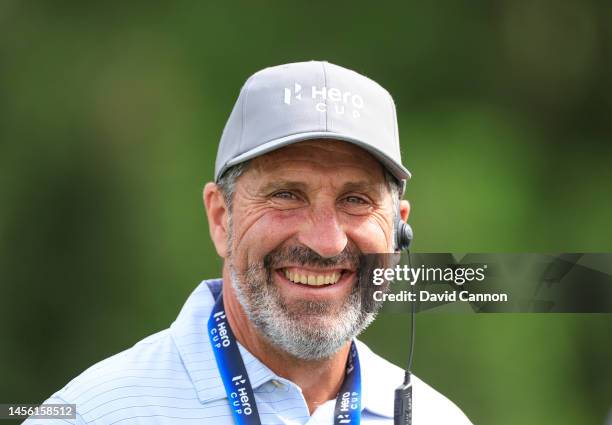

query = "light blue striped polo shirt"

[{"left": 25, "top": 279, "right": 472, "bottom": 425}]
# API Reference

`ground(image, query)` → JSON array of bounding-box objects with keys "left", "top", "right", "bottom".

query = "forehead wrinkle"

[{"left": 248, "top": 155, "right": 385, "bottom": 187}]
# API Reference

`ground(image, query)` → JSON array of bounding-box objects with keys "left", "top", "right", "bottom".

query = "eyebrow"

[
  {"left": 258, "top": 180, "right": 308, "bottom": 194},
  {"left": 341, "top": 180, "right": 383, "bottom": 193},
  {"left": 258, "top": 180, "right": 383, "bottom": 195}
]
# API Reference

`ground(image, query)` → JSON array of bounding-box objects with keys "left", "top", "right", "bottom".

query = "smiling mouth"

[{"left": 281, "top": 267, "right": 348, "bottom": 286}]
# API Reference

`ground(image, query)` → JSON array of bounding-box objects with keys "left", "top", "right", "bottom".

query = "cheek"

[
  {"left": 346, "top": 217, "right": 393, "bottom": 253},
  {"left": 232, "top": 210, "right": 304, "bottom": 266}
]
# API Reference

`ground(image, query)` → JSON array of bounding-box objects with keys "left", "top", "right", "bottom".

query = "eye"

[
  {"left": 272, "top": 191, "right": 299, "bottom": 200},
  {"left": 338, "top": 194, "right": 372, "bottom": 214},
  {"left": 344, "top": 195, "right": 368, "bottom": 205}
]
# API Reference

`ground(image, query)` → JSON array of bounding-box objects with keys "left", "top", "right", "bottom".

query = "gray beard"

[{"left": 227, "top": 251, "right": 377, "bottom": 361}]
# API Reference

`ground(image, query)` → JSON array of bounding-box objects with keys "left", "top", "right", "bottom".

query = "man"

[{"left": 26, "top": 61, "right": 472, "bottom": 424}]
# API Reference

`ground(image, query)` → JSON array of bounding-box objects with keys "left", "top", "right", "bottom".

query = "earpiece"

[{"left": 395, "top": 220, "right": 413, "bottom": 251}]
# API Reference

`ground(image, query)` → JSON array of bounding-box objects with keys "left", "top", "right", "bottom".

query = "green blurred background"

[{"left": 1, "top": 1, "right": 611, "bottom": 424}]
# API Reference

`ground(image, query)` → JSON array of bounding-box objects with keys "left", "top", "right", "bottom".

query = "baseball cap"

[{"left": 215, "top": 61, "right": 411, "bottom": 185}]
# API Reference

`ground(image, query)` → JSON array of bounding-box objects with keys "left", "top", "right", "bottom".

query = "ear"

[
  {"left": 399, "top": 199, "right": 411, "bottom": 222},
  {"left": 203, "top": 182, "right": 229, "bottom": 258}
]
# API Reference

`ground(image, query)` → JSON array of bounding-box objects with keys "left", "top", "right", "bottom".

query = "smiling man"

[{"left": 25, "top": 61, "right": 471, "bottom": 425}]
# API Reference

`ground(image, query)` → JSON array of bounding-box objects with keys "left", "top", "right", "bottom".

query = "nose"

[{"left": 297, "top": 205, "right": 348, "bottom": 258}]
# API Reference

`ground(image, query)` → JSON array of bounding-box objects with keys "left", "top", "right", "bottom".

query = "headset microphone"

[
  {"left": 395, "top": 220, "right": 413, "bottom": 251},
  {"left": 394, "top": 219, "right": 415, "bottom": 425}
]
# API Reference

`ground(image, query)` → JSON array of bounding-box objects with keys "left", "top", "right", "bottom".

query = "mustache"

[{"left": 263, "top": 244, "right": 361, "bottom": 271}]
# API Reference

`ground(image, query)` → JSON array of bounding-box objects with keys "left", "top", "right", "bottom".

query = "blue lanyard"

[{"left": 207, "top": 292, "right": 362, "bottom": 425}]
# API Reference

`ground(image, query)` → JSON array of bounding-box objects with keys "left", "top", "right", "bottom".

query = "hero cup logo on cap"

[
  {"left": 215, "top": 60, "right": 411, "bottom": 184},
  {"left": 283, "top": 82, "right": 365, "bottom": 119}
]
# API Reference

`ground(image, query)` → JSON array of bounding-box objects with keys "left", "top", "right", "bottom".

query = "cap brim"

[{"left": 220, "top": 131, "right": 411, "bottom": 183}]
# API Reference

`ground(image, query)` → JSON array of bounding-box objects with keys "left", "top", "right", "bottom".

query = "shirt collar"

[
  {"left": 356, "top": 339, "right": 401, "bottom": 418},
  {"left": 170, "top": 279, "right": 399, "bottom": 417},
  {"left": 170, "top": 279, "right": 278, "bottom": 404}
]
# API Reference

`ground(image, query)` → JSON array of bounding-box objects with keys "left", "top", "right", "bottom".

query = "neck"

[{"left": 221, "top": 273, "right": 351, "bottom": 415}]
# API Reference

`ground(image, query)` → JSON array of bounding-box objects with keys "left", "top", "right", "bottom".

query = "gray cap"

[{"left": 215, "top": 61, "right": 411, "bottom": 183}]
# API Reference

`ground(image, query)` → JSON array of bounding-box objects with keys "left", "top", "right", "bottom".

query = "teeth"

[{"left": 283, "top": 269, "right": 343, "bottom": 286}]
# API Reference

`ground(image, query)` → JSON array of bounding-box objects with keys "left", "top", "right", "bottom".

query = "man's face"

[{"left": 224, "top": 140, "right": 396, "bottom": 359}]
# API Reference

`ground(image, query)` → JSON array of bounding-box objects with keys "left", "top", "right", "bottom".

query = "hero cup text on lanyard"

[{"left": 207, "top": 293, "right": 362, "bottom": 425}]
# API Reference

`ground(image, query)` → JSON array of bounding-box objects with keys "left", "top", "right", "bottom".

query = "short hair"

[{"left": 216, "top": 161, "right": 251, "bottom": 213}]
